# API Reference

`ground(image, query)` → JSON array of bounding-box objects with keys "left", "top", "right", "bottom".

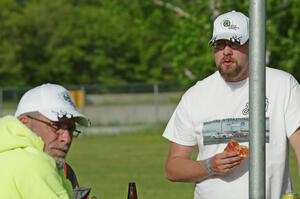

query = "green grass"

[
  {"left": 68, "top": 127, "right": 300, "bottom": 198},
  {"left": 68, "top": 127, "right": 194, "bottom": 199},
  {"left": 290, "top": 145, "right": 300, "bottom": 195}
]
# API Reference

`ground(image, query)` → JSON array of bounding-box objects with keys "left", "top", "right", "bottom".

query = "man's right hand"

[{"left": 208, "top": 151, "right": 243, "bottom": 175}]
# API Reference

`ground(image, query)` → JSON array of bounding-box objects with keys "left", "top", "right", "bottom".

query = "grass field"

[{"left": 68, "top": 126, "right": 300, "bottom": 199}]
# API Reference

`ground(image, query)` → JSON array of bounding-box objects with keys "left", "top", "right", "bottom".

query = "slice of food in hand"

[{"left": 224, "top": 139, "right": 249, "bottom": 158}]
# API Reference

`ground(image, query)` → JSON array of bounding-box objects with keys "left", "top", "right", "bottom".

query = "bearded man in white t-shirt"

[{"left": 163, "top": 10, "right": 300, "bottom": 199}]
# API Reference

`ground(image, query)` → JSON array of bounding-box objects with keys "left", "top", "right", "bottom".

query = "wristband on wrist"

[{"left": 204, "top": 158, "right": 213, "bottom": 174}]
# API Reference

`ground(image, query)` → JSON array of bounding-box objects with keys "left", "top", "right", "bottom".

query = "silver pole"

[
  {"left": 249, "top": 0, "right": 266, "bottom": 198},
  {"left": 153, "top": 83, "right": 159, "bottom": 124}
]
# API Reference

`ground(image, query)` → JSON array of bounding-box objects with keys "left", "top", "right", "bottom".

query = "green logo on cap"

[
  {"left": 223, "top": 19, "right": 231, "bottom": 27},
  {"left": 61, "top": 91, "right": 76, "bottom": 109}
]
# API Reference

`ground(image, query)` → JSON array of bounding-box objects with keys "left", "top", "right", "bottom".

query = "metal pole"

[
  {"left": 249, "top": 0, "right": 266, "bottom": 198},
  {"left": 153, "top": 83, "right": 159, "bottom": 124}
]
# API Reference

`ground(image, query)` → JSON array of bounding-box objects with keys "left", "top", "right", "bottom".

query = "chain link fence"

[{"left": 0, "top": 83, "right": 184, "bottom": 133}]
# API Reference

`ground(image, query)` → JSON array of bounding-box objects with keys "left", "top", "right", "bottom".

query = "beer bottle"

[{"left": 127, "top": 182, "right": 138, "bottom": 199}]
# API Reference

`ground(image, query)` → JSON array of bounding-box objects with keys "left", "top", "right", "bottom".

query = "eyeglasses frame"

[{"left": 27, "top": 115, "right": 81, "bottom": 137}]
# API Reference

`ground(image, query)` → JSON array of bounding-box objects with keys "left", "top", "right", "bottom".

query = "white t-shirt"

[{"left": 163, "top": 67, "right": 300, "bottom": 199}]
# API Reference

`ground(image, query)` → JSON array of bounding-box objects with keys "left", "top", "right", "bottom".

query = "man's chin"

[
  {"left": 218, "top": 65, "right": 243, "bottom": 81},
  {"left": 54, "top": 157, "right": 66, "bottom": 169}
]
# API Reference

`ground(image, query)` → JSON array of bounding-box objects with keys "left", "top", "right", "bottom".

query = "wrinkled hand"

[{"left": 209, "top": 151, "right": 243, "bottom": 175}]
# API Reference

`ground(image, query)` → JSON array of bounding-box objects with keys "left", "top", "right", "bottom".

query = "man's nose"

[
  {"left": 223, "top": 45, "right": 233, "bottom": 55},
  {"left": 58, "top": 129, "right": 73, "bottom": 144}
]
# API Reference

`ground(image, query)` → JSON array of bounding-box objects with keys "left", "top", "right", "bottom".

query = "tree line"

[{"left": 0, "top": 0, "right": 299, "bottom": 87}]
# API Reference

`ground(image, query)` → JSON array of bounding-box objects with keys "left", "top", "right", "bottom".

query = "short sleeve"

[
  {"left": 163, "top": 93, "right": 197, "bottom": 146},
  {"left": 285, "top": 75, "right": 300, "bottom": 137}
]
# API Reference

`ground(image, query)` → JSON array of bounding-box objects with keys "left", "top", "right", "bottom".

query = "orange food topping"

[{"left": 224, "top": 139, "right": 249, "bottom": 158}]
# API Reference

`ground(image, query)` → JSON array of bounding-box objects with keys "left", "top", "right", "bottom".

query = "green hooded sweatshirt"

[{"left": 0, "top": 116, "right": 72, "bottom": 198}]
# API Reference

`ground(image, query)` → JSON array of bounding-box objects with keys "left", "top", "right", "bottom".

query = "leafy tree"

[
  {"left": 0, "top": 0, "right": 24, "bottom": 86},
  {"left": 0, "top": 0, "right": 299, "bottom": 87},
  {"left": 17, "top": 0, "right": 74, "bottom": 85},
  {"left": 267, "top": 0, "right": 300, "bottom": 81}
]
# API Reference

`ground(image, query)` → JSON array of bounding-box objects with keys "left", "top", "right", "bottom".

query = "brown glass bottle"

[{"left": 127, "top": 182, "right": 138, "bottom": 199}]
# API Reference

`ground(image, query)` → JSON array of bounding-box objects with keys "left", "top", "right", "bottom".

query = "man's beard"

[
  {"left": 218, "top": 63, "right": 243, "bottom": 81},
  {"left": 45, "top": 144, "right": 69, "bottom": 169},
  {"left": 54, "top": 157, "right": 66, "bottom": 169}
]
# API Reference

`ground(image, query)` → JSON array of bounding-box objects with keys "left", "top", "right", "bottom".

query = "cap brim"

[
  {"left": 210, "top": 32, "right": 248, "bottom": 45},
  {"left": 39, "top": 108, "right": 91, "bottom": 127}
]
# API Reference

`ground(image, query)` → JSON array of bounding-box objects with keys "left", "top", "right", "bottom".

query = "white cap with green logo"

[
  {"left": 15, "top": 83, "right": 90, "bottom": 127},
  {"left": 210, "top": 10, "right": 249, "bottom": 45}
]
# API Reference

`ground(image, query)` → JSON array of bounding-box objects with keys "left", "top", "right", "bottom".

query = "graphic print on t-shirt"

[{"left": 202, "top": 117, "right": 270, "bottom": 145}]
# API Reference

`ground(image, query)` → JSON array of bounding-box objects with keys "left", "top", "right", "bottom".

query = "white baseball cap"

[
  {"left": 210, "top": 10, "right": 249, "bottom": 45},
  {"left": 15, "top": 83, "right": 90, "bottom": 127}
]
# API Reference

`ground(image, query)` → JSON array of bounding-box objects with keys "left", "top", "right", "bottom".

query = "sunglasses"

[{"left": 212, "top": 40, "right": 244, "bottom": 50}]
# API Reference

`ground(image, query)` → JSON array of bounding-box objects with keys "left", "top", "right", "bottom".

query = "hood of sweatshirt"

[{"left": 0, "top": 115, "right": 44, "bottom": 153}]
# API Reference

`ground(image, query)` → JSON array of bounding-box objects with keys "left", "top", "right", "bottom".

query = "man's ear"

[{"left": 18, "top": 115, "right": 32, "bottom": 127}]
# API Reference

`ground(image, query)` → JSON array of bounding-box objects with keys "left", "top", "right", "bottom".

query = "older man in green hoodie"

[{"left": 0, "top": 83, "right": 90, "bottom": 198}]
